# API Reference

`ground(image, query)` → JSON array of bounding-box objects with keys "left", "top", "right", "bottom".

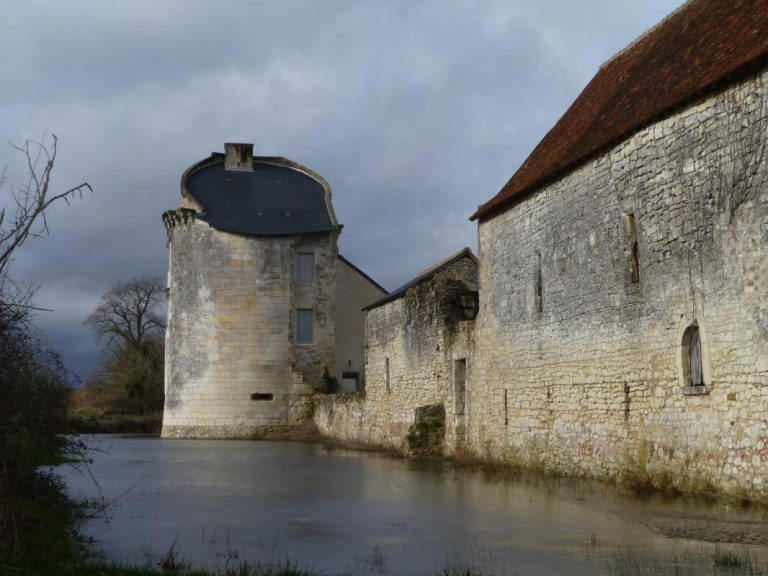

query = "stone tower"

[{"left": 161, "top": 143, "right": 342, "bottom": 438}]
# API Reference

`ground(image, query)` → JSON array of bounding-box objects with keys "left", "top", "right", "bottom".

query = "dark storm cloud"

[{"left": 0, "top": 0, "right": 683, "bottom": 378}]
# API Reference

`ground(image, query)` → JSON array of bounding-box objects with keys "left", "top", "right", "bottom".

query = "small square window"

[
  {"left": 296, "top": 308, "right": 313, "bottom": 343},
  {"left": 341, "top": 372, "right": 359, "bottom": 393},
  {"left": 297, "top": 253, "right": 315, "bottom": 282}
]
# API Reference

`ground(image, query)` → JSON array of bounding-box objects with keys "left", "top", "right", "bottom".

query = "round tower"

[{"left": 161, "top": 143, "right": 340, "bottom": 438}]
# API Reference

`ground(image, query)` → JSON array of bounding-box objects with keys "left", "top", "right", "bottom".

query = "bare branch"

[
  {"left": 85, "top": 276, "right": 167, "bottom": 351},
  {"left": 0, "top": 134, "right": 93, "bottom": 278}
]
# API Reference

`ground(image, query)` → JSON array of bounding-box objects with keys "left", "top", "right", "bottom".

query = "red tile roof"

[{"left": 472, "top": 0, "right": 768, "bottom": 221}]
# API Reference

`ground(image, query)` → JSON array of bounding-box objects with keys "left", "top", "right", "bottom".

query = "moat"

[{"left": 59, "top": 435, "right": 768, "bottom": 575}]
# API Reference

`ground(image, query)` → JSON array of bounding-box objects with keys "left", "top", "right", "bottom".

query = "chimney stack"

[{"left": 224, "top": 142, "right": 254, "bottom": 172}]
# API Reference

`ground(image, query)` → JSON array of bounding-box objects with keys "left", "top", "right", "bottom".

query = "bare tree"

[
  {"left": 0, "top": 134, "right": 92, "bottom": 280},
  {"left": 85, "top": 276, "right": 166, "bottom": 353},
  {"left": 0, "top": 135, "right": 91, "bottom": 567},
  {"left": 84, "top": 276, "right": 167, "bottom": 414}
]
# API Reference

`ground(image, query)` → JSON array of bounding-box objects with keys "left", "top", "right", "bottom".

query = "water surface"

[{"left": 59, "top": 435, "right": 768, "bottom": 575}]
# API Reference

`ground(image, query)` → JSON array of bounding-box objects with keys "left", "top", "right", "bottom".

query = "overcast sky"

[{"left": 0, "top": 0, "right": 683, "bottom": 380}]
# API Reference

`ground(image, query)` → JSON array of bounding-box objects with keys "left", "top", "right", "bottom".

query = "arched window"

[{"left": 682, "top": 324, "right": 704, "bottom": 386}]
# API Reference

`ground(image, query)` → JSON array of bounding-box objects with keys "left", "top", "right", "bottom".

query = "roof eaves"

[
  {"left": 362, "top": 247, "right": 476, "bottom": 312},
  {"left": 470, "top": 0, "right": 768, "bottom": 223}
]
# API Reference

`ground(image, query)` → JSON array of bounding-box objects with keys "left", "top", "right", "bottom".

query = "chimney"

[{"left": 224, "top": 142, "right": 253, "bottom": 172}]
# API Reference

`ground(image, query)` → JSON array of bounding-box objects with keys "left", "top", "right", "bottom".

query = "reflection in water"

[{"left": 58, "top": 436, "right": 768, "bottom": 575}]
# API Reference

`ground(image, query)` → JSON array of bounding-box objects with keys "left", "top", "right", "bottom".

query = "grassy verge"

[
  {"left": 18, "top": 559, "right": 319, "bottom": 576},
  {"left": 619, "top": 441, "right": 768, "bottom": 508},
  {"left": 605, "top": 547, "right": 767, "bottom": 575},
  {"left": 1, "top": 432, "right": 85, "bottom": 575},
  {"left": 21, "top": 544, "right": 768, "bottom": 576}
]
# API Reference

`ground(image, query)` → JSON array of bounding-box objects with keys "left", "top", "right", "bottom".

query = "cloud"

[{"left": 0, "top": 0, "right": 684, "bottom": 378}]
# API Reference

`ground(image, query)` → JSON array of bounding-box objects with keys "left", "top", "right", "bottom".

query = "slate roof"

[
  {"left": 472, "top": 0, "right": 768, "bottom": 221},
  {"left": 183, "top": 154, "right": 335, "bottom": 236},
  {"left": 363, "top": 247, "right": 477, "bottom": 311}
]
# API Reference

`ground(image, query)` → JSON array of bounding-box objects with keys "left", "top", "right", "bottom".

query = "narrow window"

[
  {"left": 623, "top": 213, "right": 640, "bottom": 283},
  {"left": 454, "top": 359, "right": 467, "bottom": 416},
  {"left": 296, "top": 308, "right": 313, "bottom": 343},
  {"left": 297, "top": 252, "right": 315, "bottom": 282},
  {"left": 251, "top": 392, "right": 273, "bottom": 401},
  {"left": 623, "top": 382, "right": 630, "bottom": 421},
  {"left": 504, "top": 390, "right": 508, "bottom": 426},
  {"left": 385, "top": 357, "right": 390, "bottom": 392},
  {"left": 534, "top": 251, "right": 543, "bottom": 313},
  {"left": 689, "top": 328, "right": 704, "bottom": 386},
  {"left": 682, "top": 324, "right": 704, "bottom": 386}
]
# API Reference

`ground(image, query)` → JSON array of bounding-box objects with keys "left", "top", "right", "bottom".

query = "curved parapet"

[{"left": 179, "top": 148, "right": 340, "bottom": 236}]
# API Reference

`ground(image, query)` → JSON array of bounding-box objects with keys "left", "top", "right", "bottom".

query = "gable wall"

[
  {"left": 333, "top": 258, "right": 388, "bottom": 389},
  {"left": 470, "top": 69, "right": 768, "bottom": 490},
  {"left": 315, "top": 256, "right": 477, "bottom": 451}
]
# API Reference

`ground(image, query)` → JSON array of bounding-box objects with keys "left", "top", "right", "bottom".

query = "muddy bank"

[{"left": 68, "top": 413, "right": 162, "bottom": 435}]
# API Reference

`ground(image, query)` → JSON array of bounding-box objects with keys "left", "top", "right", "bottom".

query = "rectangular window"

[
  {"left": 341, "top": 371, "right": 359, "bottom": 393},
  {"left": 296, "top": 308, "right": 313, "bottom": 343},
  {"left": 297, "top": 252, "right": 315, "bottom": 282},
  {"left": 534, "top": 251, "right": 543, "bottom": 313},
  {"left": 385, "top": 357, "right": 390, "bottom": 392},
  {"left": 454, "top": 359, "right": 467, "bottom": 416},
  {"left": 623, "top": 213, "right": 640, "bottom": 283}
]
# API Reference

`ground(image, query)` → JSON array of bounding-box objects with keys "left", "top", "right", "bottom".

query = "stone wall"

[
  {"left": 470, "top": 69, "right": 768, "bottom": 490},
  {"left": 315, "top": 254, "right": 477, "bottom": 453},
  {"left": 162, "top": 216, "right": 337, "bottom": 438}
]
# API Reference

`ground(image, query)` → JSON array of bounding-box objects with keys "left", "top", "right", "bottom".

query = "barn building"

[
  {"left": 468, "top": 0, "right": 768, "bottom": 489},
  {"left": 316, "top": 0, "right": 768, "bottom": 493}
]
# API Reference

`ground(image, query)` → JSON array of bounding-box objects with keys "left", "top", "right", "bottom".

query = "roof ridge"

[
  {"left": 472, "top": 0, "right": 768, "bottom": 221},
  {"left": 598, "top": 0, "right": 694, "bottom": 71},
  {"left": 411, "top": 247, "right": 476, "bottom": 280},
  {"left": 362, "top": 247, "right": 476, "bottom": 311}
]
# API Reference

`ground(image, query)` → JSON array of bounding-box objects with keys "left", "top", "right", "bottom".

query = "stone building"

[
  {"left": 468, "top": 0, "right": 768, "bottom": 490},
  {"left": 314, "top": 248, "right": 478, "bottom": 454},
  {"left": 316, "top": 0, "right": 768, "bottom": 493},
  {"left": 162, "top": 143, "right": 386, "bottom": 438}
]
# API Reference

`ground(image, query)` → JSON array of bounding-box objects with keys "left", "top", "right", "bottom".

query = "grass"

[
  {"left": 18, "top": 554, "right": 494, "bottom": 575},
  {"left": 713, "top": 550, "right": 751, "bottom": 568},
  {"left": 0, "top": 430, "right": 88, "bottom": 573},
  {"left": 20, "top": 559, "right": 319, "bottom": 575},
  {"left": 619, "top": 440, "right": 768, "bottom": 508},
  {"left": 605, "top": 547, "right": 767, "bottom": 576}
]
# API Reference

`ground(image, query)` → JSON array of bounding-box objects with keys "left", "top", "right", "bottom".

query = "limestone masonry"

[
  {"left": 164, "top": 0, "right": 767, "bottom": 494},
  {"left": 314, "top": 0, "right": 768, "bottom": 494},
  {"left": 314, "top": 249, "right": 478, "bottom": 456},
  {"left": 162, "top": 144, "right": 385, "bottom": 438}
]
